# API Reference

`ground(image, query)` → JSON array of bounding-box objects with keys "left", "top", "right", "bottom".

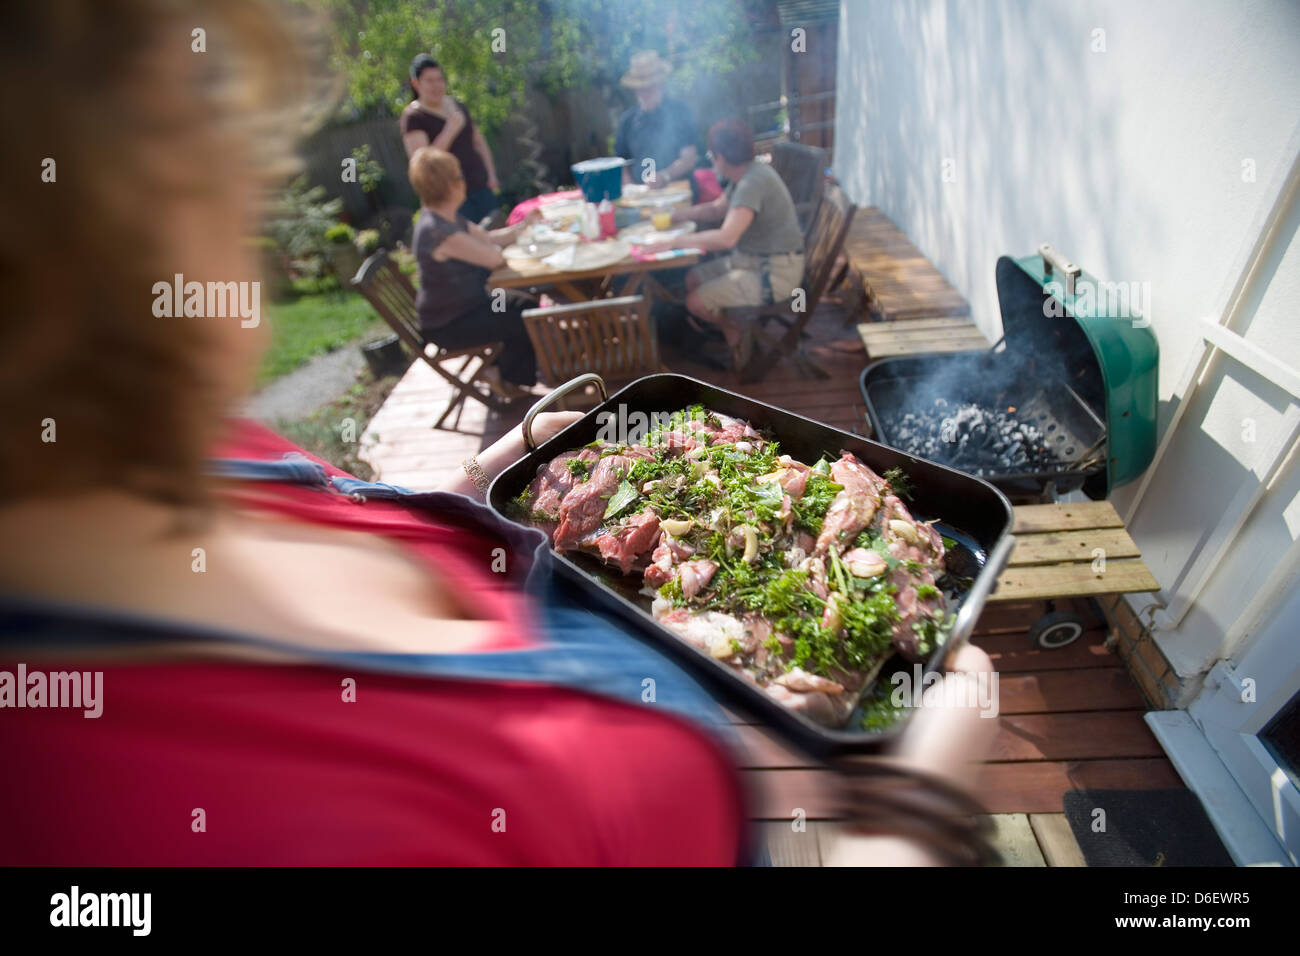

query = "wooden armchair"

[
  {"left": 769, "top": 141, "right": 828, "bottom": 239},
  {"left": 352, "top": 250, "right": 507, "bottom": 430},
  {"left": 723, "top": 182, "right": 857, "bottom": 383},
  {"left": 520, "top": 295, "right": 667, "bottom": 407}
]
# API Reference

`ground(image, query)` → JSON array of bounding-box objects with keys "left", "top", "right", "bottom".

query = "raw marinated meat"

[{"left": 508, "top": 405, "right": 954, "bottom": 729}]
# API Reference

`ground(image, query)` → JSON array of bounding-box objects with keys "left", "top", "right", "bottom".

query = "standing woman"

[{"left": 400, "top": 53, "right": 500, "bottom": 224}]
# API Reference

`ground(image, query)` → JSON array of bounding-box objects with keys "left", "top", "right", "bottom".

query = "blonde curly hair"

[{"left": 0, "top": 0, "right": 337, "bottom": 508}]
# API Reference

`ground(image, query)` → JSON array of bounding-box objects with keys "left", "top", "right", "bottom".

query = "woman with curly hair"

[{"left": 0, "top": 0, "right": 995, "bottom": 867}]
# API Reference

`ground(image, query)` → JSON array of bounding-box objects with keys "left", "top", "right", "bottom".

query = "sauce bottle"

[{"left": 598, "top": 196, "right": 616, "bottom": 239}]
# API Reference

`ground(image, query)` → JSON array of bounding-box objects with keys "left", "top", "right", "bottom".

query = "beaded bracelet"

[{"left": 461, "top": 456, "right": 490, "bottom": 494}]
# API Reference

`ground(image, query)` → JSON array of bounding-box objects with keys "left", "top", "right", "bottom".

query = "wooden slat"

[
  {"left": 873, "top": 302, "right": 972, "bottom": 320},
  {"left": 994, "top": 668, "right": 1147, "bottom": 714},
  {"left": 974, "top": 759, "right": 1183, "bottom": 815},
  {"left": 974, "top": 631, "right": 1118, "bottom": 671},
  {"left": 1029, "top": 813, "right": 1087, "bottom": 867},
  {"left": 860, "top": 333, "right": 992, "bottom": 358},
  {"left": 858, "top": 325, "right": 985, "bottom": 345},
  {"left": 867, "top": 283, "right": 968, "bottom": 302},
  {"left": 1011, "top": 502, "right": 1124, "bottom": 533},
  {"left": 1008, "top": 528, "right": 1142, "bottom": 566},
  {"left": 989, "top": 712, "right": 1166, "bottom": 761},
  {"left": 993, "top": 559, "right": 1161, "bottom": 601},
  {"left": 858, "top": 315, "right": 983, "bottom": 333},
  {"left": 973, "top": 600, "right": 1051, "bottom": 632},
  {"left": 987, "top": 813, "right": 1047, "bottom": 866}
]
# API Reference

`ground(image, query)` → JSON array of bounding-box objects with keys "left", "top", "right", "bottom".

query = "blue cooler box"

[{"left": 571, "top": 157, "right": 630, "bottom": 203}]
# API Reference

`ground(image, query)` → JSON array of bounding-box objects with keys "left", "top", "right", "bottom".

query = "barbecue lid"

[{"left": 996, "top": 250, "right": 1159, "bottom": 495}]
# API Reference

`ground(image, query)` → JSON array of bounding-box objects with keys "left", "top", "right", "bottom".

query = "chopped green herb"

[
  {"left": 911, "top": 611, "right": 953, "bottom": 657},
  {"left": 658, "top": 575, "right": 686, "bottom": 607},
  {"left": 603, "top": 479, "right": 638, "bottom": 520},
  {"left": 791, "top": 472, "right": 843, "bottom": 534},
  {"left": 883, "top": 466, "right": 912, "bottom": 501},
  {"left": 567, "top": 459, "right": 591, "bottom": 480},
  {"left": 505, "top": 488, "right": 534, "bottom": 521}
]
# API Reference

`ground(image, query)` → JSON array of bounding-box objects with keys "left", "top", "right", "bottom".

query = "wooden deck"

[
  {"left": 360, "top": 301, "right": 879, "bottom": 490},
  {"left": 359, "top": 296, "right": 1180, "bottom": 867}
]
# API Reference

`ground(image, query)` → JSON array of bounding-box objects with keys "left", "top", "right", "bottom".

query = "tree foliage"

[{"left": 317, "top": 0, "right": 770, "bottom": 134}]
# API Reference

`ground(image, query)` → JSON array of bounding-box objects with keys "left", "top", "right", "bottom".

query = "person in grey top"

[{"left": 641, "top": 118, "right": 805, "bottom": 366}]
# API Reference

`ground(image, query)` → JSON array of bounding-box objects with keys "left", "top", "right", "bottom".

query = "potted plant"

[
  {"left": 354, "top": 228, "right": 381, "bottom": 258},
  {"left": 325, "top": 222, "right": 362, "bottom": 284}
]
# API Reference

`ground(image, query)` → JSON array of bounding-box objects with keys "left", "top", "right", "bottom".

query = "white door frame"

[{"left": 1136, "top": 121, "right": 1300, "bottom": 865}]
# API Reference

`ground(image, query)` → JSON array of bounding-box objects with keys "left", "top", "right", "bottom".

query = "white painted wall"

[{"left": 835, "top": 0, "right": 1300, "bottom": 688}]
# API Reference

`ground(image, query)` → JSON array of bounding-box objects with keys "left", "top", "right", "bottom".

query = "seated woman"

[
  {"left": 0, "top": 0, "right": 995, "bottom": 867},
  {"left": 644, "top": 119, "right": 806, "bottom": 367},
  {"left": 409, "top": 145, "right": 538, "bottom": 393}
]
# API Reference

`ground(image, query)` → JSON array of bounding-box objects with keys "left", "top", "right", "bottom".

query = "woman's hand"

[
  {"left": 444, "top": 102, "right": 467, "bottom": 135},
  {"left": 487, "top": 171, "right": 501, "bottom": 192},
  {"left": 820, "top": 643, "right": 998, "bottom": 866},
  {"left": 524, "top": 411, "right": 585, "bottom": 448},
  {"left": 636, "top": 238, "right": 676, "bottom": 256},
  {"left": 435, "top": 411, "right": 584, "bottom": 500}
]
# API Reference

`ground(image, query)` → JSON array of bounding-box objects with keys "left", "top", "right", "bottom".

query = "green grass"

[
  {"left": 274, "top": 375, "right": 400, "bottom": 482},
  {"left": 259, "top": 291, "right": 387, "bottom": 386}
]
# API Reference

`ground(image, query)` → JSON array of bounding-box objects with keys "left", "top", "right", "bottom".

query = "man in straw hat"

[{"left": 615, "top": 51, "right": 699, "bottom": 189}]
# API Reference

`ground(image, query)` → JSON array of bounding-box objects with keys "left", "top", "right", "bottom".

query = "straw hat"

[{"left": 620, "top": 50, "right": 672, "bottom": 89}]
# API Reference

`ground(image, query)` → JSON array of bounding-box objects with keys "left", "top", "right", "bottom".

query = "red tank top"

[{"left": 0, "top": 420, "right": 747, "bottom": 865}]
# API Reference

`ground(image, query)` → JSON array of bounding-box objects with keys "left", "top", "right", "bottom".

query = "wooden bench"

[
  {"left": 993, "top": 501, "right": 1159, "bottom": 603},
  {"left": 840, "top": 207, "right": 992, "bottom": 359},
  {"left": 843, "top": 207, "right": 972, "bottom": 321}
]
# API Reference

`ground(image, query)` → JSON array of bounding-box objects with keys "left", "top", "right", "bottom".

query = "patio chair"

[
  {"left": 520, "top": 295, "right": 667, "bottom": 408},
  {"left": 352, "top": 250, "right": 507, "bottom": 430},
  {"left": 722, "top": 182, "right": 857, "bottom": 384},
  {"left": 768, "top": 141, "right": 827, "bottom": 238}
]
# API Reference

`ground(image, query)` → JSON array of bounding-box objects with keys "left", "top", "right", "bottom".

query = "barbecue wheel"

[{"left": 1030, "top": 611, "right": 1086, "bottom": 650}]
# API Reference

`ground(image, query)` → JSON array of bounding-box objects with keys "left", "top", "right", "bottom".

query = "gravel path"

[{"left": 243, "top": 344, "right": 369, "bottom": 424}]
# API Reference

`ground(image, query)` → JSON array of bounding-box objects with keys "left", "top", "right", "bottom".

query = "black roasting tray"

[{"left": 488, "top": 373, "right": 1016, "bottom": 758}]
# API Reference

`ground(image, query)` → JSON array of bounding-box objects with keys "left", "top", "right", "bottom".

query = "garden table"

[
  {"left": 492, "top": 180, "right": 700, "bottom": 304},
  {"left": 487, "top": 247, "right": 700, "bottom": 304}
]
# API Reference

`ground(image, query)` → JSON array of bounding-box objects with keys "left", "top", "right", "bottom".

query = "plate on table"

[
  {"left": 541, "top": 240, "right": 632, "bottom": 272},
  {"left": 538, "top": 199, "right": 587, "bottom": 225},
  {"left": 504, "top": 227, "right": 580, "bottom": 261},
  {"left": 501, "top": 251, "right": 553, "bottom": 275},
  {"left": 618, "top": 220, "right": 696, "bottom": 244},
  {"left": 616, "top": 189, "right": 691, "bottom": 208}
]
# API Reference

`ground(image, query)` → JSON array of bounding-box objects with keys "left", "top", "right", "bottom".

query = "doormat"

[{"left": 1063, "top": 789, "right": 1234, "bottom": 867}]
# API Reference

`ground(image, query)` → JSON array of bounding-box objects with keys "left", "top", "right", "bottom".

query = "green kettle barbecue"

[{"left": 860, "top": 246, "right": 1159, "bottom": 499}]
